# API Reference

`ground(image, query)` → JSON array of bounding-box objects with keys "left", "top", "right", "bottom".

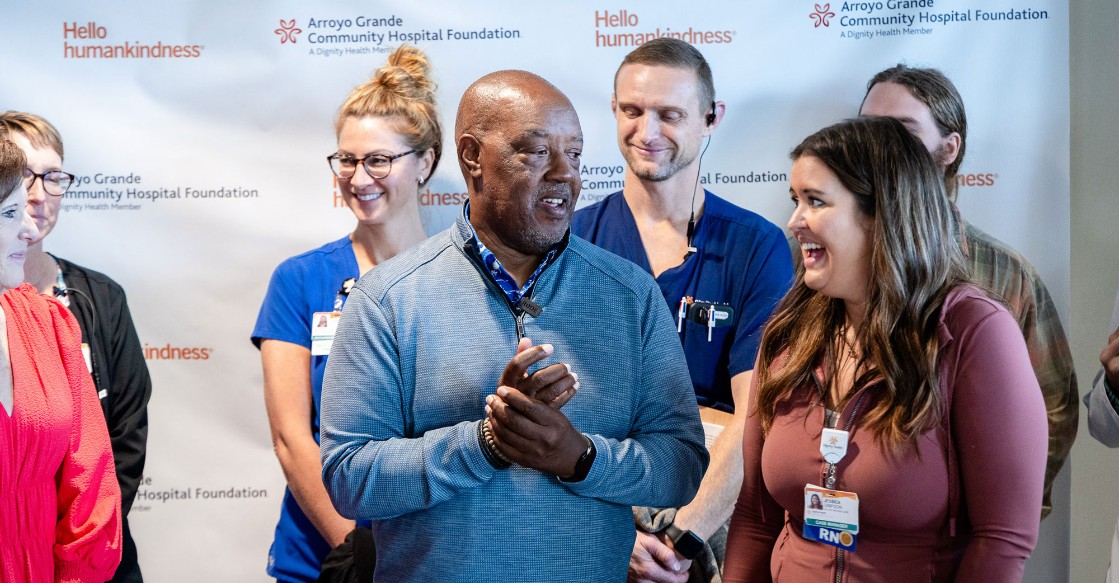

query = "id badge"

[
  {"left": 698, "top": 406, "right": 734, "bottom": 450},
  {"left": 803, "top": 484, "right": 859, "bottom": 552},
  {"left": 310, "top": 312, "right": 342, "bottom": 356},
  {"left": 81, "top": 342, "right": 108, "bottom": 399},
  {"left": 81, "top": 342, "right": 93, "bottom": 374}
]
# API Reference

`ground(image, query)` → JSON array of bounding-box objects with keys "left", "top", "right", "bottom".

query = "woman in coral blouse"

[
  {"left": 0, "top": 139, "right": 121, "bottom": 582},
  {"left": 724, "top": 117, "right": 1047, "bottom": 582}
]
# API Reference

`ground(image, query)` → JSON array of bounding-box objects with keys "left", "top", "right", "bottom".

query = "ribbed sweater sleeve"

[
  {"left": 560, "top": 281, "right": 708, "bottom": 507},
  {"left": 320, "top": 286, "right": 497, "bottom": 520}
]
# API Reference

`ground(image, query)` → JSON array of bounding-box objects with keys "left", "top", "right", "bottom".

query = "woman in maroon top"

[{"left": 724, "top": 117, "right": 1047, "bottom": 583}]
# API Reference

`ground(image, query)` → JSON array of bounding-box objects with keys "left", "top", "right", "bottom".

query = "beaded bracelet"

[{"left": 477, "top": 419, "right": 511, "bottom": 469}]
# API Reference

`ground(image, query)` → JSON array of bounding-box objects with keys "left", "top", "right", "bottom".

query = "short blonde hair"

[{"left": 0, "top": 111, "right": 64, "bottom": 160}]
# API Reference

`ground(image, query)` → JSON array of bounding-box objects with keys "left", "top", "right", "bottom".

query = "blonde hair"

[
  {"left": 0, "top": 111, "right": 64, "bottom": 160},
  {"left": 335, "top": 45, "right": 442, "bottom": 183}
]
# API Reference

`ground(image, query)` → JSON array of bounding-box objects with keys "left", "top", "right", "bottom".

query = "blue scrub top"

[
  {"left": 572, "top": 191, "right": 793, "bottom": 411},
  {"left": 252, "top": 236, "right": 360, "bottom": 583}
]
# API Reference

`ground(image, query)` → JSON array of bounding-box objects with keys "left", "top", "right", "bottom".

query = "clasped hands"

[{"left": 485, "top": 337, "right": 588, "bottom": 479}]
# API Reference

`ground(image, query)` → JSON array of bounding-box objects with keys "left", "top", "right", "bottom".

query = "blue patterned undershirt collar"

[{"left": 463, "top": 201, "right": 558, "bottom": 305}]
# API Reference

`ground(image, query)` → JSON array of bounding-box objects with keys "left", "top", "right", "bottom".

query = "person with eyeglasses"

[
  {"left": 0, "top": 137, "right": 122, "bottom": 581},
  {"left": 1, "top": 111, "right": 150, "bottom": 583},
  {"left": 251, "top": 45, "right": 442, "bottom": 583}
]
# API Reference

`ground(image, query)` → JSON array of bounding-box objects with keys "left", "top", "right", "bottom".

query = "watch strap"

[
  {"left": 665, "top": 523, "right": 705, "bottom": 560},
  {"left": 559, "top": 434, "right": 596, "bottom": 483}
]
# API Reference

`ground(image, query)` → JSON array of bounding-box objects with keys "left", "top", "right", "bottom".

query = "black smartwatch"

[
  {"left": 559, "top": 435, "right": 596, "bottom": 483},
  {"left": 665, "top": 523, "right": 705, "bottom": 561}
]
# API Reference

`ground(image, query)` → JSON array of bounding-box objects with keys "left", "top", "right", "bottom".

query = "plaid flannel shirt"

[{"left": 961, "top": 219, "right": 1079, "bottom": 519}]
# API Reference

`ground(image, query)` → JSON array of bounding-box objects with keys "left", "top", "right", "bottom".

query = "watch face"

[{"left": 673, "top": 530, "right": 704, "bottom": 560}]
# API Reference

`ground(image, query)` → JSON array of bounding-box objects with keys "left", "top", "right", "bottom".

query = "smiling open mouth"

[
  {"left": 802, "top": 242, "right": 824, "bottom": 265},
  {"left": 355, "top": 193, "right": 383, "bottom": 202},
  {"left": 542, "top": 197, "right": 566, "bottom": 208}
]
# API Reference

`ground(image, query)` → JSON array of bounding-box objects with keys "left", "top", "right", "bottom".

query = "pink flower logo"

[
  {"left": 275, "top": 19, "right": 302, "bottom": 44},
  {"left": 810, "top": 3, "right": 836, "bottom": 27}
]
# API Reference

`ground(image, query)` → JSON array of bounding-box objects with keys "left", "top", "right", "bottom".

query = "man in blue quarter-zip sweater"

[{"left": 320, "top": 69, "right": 709, "bottom": 583}]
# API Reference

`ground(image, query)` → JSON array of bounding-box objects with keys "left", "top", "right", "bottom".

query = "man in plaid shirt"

[{"left": 859, "top": 64, "right": 1079, "bottom": 519}]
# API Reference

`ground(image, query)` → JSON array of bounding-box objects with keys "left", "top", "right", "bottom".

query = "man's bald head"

[{"left": 455, "top": 70, "right": 575, "bottom": 149}]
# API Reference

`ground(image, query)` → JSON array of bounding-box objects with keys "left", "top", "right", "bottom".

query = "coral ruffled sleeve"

[{"left": 41, "top": 291, "right": 122, "bottom": 582}]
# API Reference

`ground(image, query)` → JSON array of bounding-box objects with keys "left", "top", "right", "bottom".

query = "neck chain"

[
  {"left": 828, "top": 325, "right": 860, "bottom": 409},
  {"left": 837, "top": 325, "right": 857, "bottom": 360}
]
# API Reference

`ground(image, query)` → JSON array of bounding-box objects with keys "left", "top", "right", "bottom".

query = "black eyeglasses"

[
  {"left": 327, "top": 150, "right": 417, "bottom": 180},
  {"left": 23, "top": 168, "right": 76, "bottom": 197}
]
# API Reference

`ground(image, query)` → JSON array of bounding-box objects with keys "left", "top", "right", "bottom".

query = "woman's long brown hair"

[{"left": 756, "top": 117, "right": 970, "bottom": 446}]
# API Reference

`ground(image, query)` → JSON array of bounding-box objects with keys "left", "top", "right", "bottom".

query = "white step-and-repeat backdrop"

[{"left": 2, "top": 1, "right": 1068, "bottom": 581}]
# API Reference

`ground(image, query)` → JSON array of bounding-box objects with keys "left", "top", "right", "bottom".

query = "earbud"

[{"left": 705, "top": 100, "right": 716, "bottom": 126}]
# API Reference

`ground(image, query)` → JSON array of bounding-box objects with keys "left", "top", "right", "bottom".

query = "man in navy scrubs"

[{"left": 572, "top": 38, "right": 793, "bottom": 582}]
